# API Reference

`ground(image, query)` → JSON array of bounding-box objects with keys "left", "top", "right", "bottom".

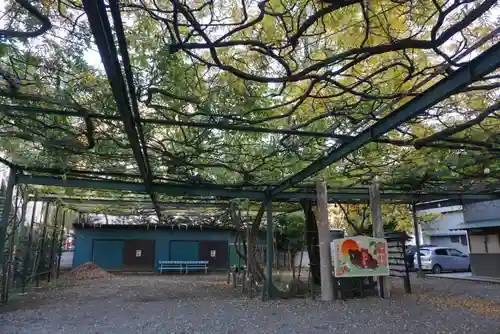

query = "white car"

[{"left": 414, "top": 247, "right": 470, "bottom": 274}]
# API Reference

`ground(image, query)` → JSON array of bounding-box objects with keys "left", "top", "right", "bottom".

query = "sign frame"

[{"left": 332, "top": 236, "right": 389, "bottom": 278}]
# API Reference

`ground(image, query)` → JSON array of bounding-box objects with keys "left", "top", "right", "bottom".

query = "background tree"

[
  {"left": 337, "top": 203, "right": 439, "bottom": 235},
  {"left": 275, "top": 213, "right": 305, "bottom": 276}
]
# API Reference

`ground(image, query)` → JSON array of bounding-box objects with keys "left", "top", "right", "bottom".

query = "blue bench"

[
  {"left": 158, "top": 260, "right": 208, "bottom": 274},
  {"left": 159, "top": 261, "right": 184, "bottom": 274},
  {"left": 184, "top": 261, "right": 208, "bottom": 274}
]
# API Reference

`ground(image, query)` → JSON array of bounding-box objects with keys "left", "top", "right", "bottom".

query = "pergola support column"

[
  {"left": 370, "top": 176, "right": 391, "bottom": 298},
  {"left": 56, "top": 210, "right": 67, "bottom": 279},
  {"left": 22, "top": 196, "right": 38, "bottom": 293},
  {"left": 412, "top": 203, "right": 425, "bottom": 278},
  {"left": 0, "top": 167, "right": 17, "bottom": 272},
  {"left": 316, "top": 180, "right": 334, "bottom": 301},
  {"left": 47, "top": 205, "right": 60, "bottom": 282}
]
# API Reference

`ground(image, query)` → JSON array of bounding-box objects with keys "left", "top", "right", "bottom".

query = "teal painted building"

[{"left": 72, "top": 224, "right": 258, "bottom": 271}]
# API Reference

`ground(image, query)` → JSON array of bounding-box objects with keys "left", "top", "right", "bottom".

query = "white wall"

[
  {"left": 415, "top": 207, "right": 468, "bottom": 252},
  {"left": 429, "top": 235, "right": 469, "bottom": 254},
  {"left": 422, "top": 210, "right": 465, "bottom": 232},
  {"left": 293, "top": 241, "right": 335, "bottom": 268}
]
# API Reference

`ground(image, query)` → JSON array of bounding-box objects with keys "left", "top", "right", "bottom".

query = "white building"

[
  {"left": 454, "top": 200, "right": 500, "bottom": 278},
  {"left": 293, "top": 229, "right": 344, "bottom": 268},
  {"left": 417, "top": 205, "right": 469, "bottom": 254}
]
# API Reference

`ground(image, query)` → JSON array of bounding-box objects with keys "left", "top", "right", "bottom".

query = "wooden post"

[
  {"left": 401, "top": 241, "right": 412, "bottom": 294},
  {"left": 411, "top": 203, "right": 425, "bottom": 278},
  {"left": 369, "top": 176, "right": 391, "bottom": 297},
  {"left": 316, "top": 180, "right": 334, "bottom": 301},
  {"left": 248, "top": 273, "right": 253, "bottom": 298},
  {"left": 245, "top": 226, "right": 250, "bottom": 271}
]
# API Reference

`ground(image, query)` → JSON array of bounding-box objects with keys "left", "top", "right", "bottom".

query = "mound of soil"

[
  {"left": 62, "top": 262, "right": 113, "bottom": 281},
  {"left": 286, "top": 278, "right": 309, "bottom": 297}
]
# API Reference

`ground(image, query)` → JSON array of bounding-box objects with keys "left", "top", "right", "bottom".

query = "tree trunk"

[
  {"left": 298, "top": 249, "right": 304, "bottom": 280},
  {"left": 248, "top": 203, "right": 266, "bottom": 282},
  {"left": 230, "top": 204, "right": 247, "bottom": 267},
  {"left": 300, "top": 199, "right": 321, "bottom": 285},
  {"left": 289, "top": 250, "right": 296, "bottom": 278}
]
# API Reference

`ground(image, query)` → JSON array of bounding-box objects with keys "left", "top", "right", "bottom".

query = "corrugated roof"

[{"left": 452, "top": 220, "right": 500, "bottom": 230}]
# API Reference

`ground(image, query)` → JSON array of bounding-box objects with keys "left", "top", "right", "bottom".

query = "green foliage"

[
  {"left": 338, "top": 203, "right": 438, "bottom": 235},
  {"left": 0, "top": 0, "right": 498, "bottom": 204},
  {"left": 275, "top": 213, "right": 305, "bottom": 255}
]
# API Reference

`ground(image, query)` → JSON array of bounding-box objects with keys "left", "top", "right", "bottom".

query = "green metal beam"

[
  {"left": 33, "top": 197, "right": 230, "bottom": 208},
  {"left": 269, "top": 41, "right": 500, "bottom": 196},
  {"left": 16, "top": 174, "right": 500, "bottom": 203},
  {"left": 0, "top": 104, "right": 348, "bottom": 139},
  {"left": 32, "top": 196, "right": 300, "bottom": 213},
  {"left": 83, "top": 0, "right": 162, "bottom": 219}
]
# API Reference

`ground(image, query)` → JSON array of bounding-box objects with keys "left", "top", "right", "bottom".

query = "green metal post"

[
  {"left": 412, "top": 203, "right": 425, "bottom": 278},
  {"left": 3, "top": 187, "right": 26, "bottom": 303},
  {"left": 56, "top": 210, "right": 67, "bottom": 279},
  {"left": 1, "top": 182, "right": 20, "bottom": 304},
  {"left": 22, "top": 198, "right": 38, "bottom": 293},
  {"left": 0, "top": 167, "right": 16, "bottom": 272},
  {"left": 265, "top": 200, "right": 273, "bottom": 299},
  {"left": 47, "top": 205, "right": 60, "bottom": 282},
  {"left": 33, "top": 202, "right": 50, "bottom": 287},
  {"left": 11, "top": 189, "right": 28, "bottom": 290}
]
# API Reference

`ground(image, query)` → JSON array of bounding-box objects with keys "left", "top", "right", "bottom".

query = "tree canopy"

[{"left": 0, "top": 0, "right": 499, "bottom": 209}]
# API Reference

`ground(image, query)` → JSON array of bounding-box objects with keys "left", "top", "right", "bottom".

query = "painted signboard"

[{"left": 332, "top": 236, "right": 389, "bottom": 277}]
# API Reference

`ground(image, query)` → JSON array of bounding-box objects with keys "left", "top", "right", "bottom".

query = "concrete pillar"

[
  {"left": 316, "top": 180, "right": 334, "bottom": 301},
  {"left": 369, "top": 176, "right": 391, "bottom": 297},
  {"left": 412, "top": 203, "right": 425, "bottom": 278}
]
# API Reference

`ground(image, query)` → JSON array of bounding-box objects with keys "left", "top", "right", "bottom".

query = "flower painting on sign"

[{"left": 333, "top": 236, "right": 389, "bottom": 278}]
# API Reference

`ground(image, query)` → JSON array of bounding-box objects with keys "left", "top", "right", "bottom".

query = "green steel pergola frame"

[{"left": 1, "top": 0, "right": 500, "bottom": 299}]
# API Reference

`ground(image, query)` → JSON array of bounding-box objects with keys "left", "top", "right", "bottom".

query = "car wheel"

[{"left": 432, "top": 264, "right": 442, "bottom": 274}]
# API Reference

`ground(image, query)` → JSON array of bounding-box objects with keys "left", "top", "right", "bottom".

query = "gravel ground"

[
  {"left": 408, "top": 275, "right": 500, "bottom": 302},
  {"left": 1, "top": 274, "right": 499, "bottom": 334}
]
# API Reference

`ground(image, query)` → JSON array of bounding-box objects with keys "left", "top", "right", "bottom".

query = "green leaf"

[{"left": 0, "top": 43, "right": 8, "bottom": 57}]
